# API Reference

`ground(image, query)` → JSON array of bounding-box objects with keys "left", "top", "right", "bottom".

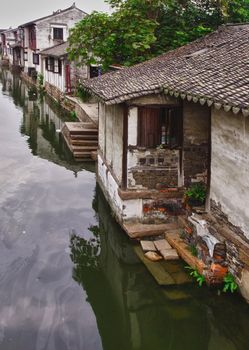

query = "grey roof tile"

[{"left": 82, "top": 24, "right": 249, "bottom": 108}]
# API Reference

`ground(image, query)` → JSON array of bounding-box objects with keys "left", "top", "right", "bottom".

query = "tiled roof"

[
  {"left": 40, "top": 42, "right": 68, "bottom": 57},
  {"left": 19, "top": 3, "right": 87, "bottom": 27},
  {"left": 83, "top": 24, "right": 249, "bottom": 111}
]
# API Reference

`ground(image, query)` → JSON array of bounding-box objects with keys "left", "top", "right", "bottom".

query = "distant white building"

[
  {"left": 0, "top": 28, "right": 18, "bottom": 63},
  {"left": 39, "top": 41, "right": 89, "bottom": 98},
  {"left": 18, "top": 3, "right": 86, "bottom": 76}
]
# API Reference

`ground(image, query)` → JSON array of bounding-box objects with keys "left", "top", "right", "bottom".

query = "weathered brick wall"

[
  {"left": 45, "top": 81, "right": 64, "bottom": 102},
  {"left": 183, "top": 145, "right": 208, "bottom": 186},
  {"left": 142, "top": 198, "right": 184, "bottom": 224},
  {"left": 128, "top": 148, "right": 179, "bottom": 189},
  {"left": 132, "top": 168, "right": 178, "bottom": 189}
]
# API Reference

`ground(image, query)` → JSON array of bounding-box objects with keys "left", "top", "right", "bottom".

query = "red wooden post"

[{"left": 65, "top": 64, "right": 72, "bottom": 94}]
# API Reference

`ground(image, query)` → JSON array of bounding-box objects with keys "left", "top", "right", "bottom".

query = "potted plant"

[{"left": 185, "top": 183, "right": 206, "bottom": 207}]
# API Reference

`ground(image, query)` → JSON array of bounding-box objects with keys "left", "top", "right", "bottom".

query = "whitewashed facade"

[{"left": 18, "top": 3, "right": 86, "bottom": 75}]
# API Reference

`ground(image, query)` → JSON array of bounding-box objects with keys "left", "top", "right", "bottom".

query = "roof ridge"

[{"left": 19, "top": 4, "right": 88, "bottom": 27}]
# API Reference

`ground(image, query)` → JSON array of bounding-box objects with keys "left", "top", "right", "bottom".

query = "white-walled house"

[
  {"left": 83, "top": 24, "right": 249, "bottom": 301},
  {"left": 39, "top": 42, "right": 88, "bottom": 99},
  {"left": 0, "top": 28, "right": 18, "bottom": 63},
  {"left": 18, "top": 3, "right": 86, "bottom": 76}
]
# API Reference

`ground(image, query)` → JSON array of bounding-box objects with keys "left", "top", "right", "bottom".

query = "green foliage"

[
  {"left": 185, "top": 266, "right": 205, "bottom": 286},
  {"left": 179, "top": 229, "right": 186, "bottom": 240},
  {"left": 185, "top": 183, "right": 206, "bottom": 203},
  {"left": 31, "top": 70, "right": 37, "bottom": 81},
  {"left": 28, "top": 86, "right": 37, "bottom": 100},
  {"left": 189, "top": 244, "right": 198, "bottom": 257},
  {"left": 223, "top": 272, "right": 238, "bottom": 293},
  {"left": 76, "top": 83, "right": 92, "bottom": 102},
  {"left": 37, "top": 73, "right": 46, "bottom": 100},
  {"left": 70, "top": 111, "right": 78, "bottom": 120},
  {"left": 68, "top": 0, "right": 249, "bottom": 69},
  {"left": 37, "top": 73, "right": 44, "bottom": 87}
]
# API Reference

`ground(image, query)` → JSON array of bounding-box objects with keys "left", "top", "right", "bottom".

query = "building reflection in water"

[
  {"left": 0, "top": 68, "right": 94, "bottom": 174},
  {"left": 69, "top": 187, "right": 249, "bottom": 350}
]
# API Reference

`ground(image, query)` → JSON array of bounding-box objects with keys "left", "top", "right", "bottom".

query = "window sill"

[{"left": 128, "top": 145, "right": 182, "bottom": 151}]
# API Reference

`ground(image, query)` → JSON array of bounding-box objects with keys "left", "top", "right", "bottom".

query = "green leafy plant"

[
  {"left": 37, "top": 73, "right": 46, "bottom": 100},
  {"left": 223, "top": 272, "right": 238, "bottom": 293},
  {"left": 76, "top": 83, "right": 92, "bottom": 102},
  {"left": 70, "top": 111, "right": 78, "bottom": 121},
  {"left": 179, "top": 229, "right": 186, "bottom": 240},
  {"left": 37, "top": 73, "right": 44, "bottom": 86},
  {"left": 189, "top": 244, "right": 198, "bottom": 257},
  {"left": 185, "top": 183, "right": 206, "bottom": 203},
  {"left": 28, "top": 86, "right": 37, "bottom": 100},
  {"left": 185, "top": 266, "right": 205, "bottom": 286}
]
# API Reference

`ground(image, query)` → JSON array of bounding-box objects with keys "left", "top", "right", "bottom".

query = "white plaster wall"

[
  {"left": 98, "top": 154, "right": 142, "bottom": 222},
  {"left": 105, "top": 104, "right": 124, "bottom": 183},
  {"left": 36, "top": 8, "right": 85, "bottom": 51},
  {"left": 43, "top": 58, "right": 65, "bottom": 92},
  {"left": 98, "top": 102, "right": 105, "bottom": 154},
  {"left": 4, "top": 31, "right": 15, "bottom": 60},
  {"left": 128, "top": 107, "right": 138, "bottom": 146},
  {"left": 183, "top": 101, "right": 210, "bottom": 145},
  {"left": 23, "top": 7, "right": 85, "bottom": 72},
  {"left": 211, "top": 108, "right": 249, "bottom": 239}
]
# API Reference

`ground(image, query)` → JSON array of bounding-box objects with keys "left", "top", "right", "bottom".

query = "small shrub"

[
  {"left": 185, "top": 183, "right": 206, "bottom": 204},
  {"left": 70, "top": 111, "right": 78, "bottom": 120},
  {"left": 76, "top": 83, "right": 92, "bottom": 102},
  {"left": 28, "top": 86, "right": 37, "bottom": 100},
  {"left": 37, "top": 73, "right": 44, "bottom": 86},
  {"left": 189, "top": 244, "right": 198, "bottom": 257},
  {"left": 185, "top": 266, "right": 205, "bottom": 286},
  {"left": 31, "top": 70, "right": 37, "bottom": 81},
  {"left": 223, "top": 272, "right": 238, "bottom": 293}
]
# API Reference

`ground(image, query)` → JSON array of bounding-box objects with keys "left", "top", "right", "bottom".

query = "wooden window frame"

[
  {"left": 53, "top": 27, "right": 63, "bottom": 41},
  {"left": 137, "top": 106, "right": 182, "bottom": 149},
  {"left": 28, "top": 26, "right": 36, "bottom": 50},
  {"left": 33, "top": 53, "right": 39, "bottom": 65},
  {"left": 46, "top": 57, "right": 55, "bottom": 72},
  {"left": 54, "top": 59, "right": 62, "bottom": 74}
]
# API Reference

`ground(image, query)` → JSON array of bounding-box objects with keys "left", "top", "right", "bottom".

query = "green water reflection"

[
  {"left": 0, "top": 68, "right": 94, "bottom": 174},
  {"left": 71, "top": 188, "right": 249, "bottom": 350}
]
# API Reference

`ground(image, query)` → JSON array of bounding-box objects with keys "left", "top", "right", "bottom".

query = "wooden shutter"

[{"left": 138, "top": 107, "right": 161, "bottom": 147}]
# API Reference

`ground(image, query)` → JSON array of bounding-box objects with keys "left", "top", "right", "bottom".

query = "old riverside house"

[
  {"left": 83, "top": 24, "right": 249, "bottom": 301},
  {"left": 0, "top": 4, "right": 86, "bottom": 77},
  {"left": 39, "top": 41, "right": 89, "bottom": 98}
]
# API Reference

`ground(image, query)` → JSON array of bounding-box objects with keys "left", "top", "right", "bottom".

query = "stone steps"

[
  {"left": 61, "top": 122, "right": 98, "bottom": 161},
  {"left": 72, "top": 145, "right": 98, "bottom": 152},
  {"left": 71, "top": 139, "right": 98, "bottom": 146},
  {"left": 71, "top": 134, "right": 98, "bottom": 140}
]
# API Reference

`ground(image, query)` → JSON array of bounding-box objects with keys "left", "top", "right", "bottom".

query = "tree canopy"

[{"left": 68, "top": 0, "right": 249, "bottom": 70}]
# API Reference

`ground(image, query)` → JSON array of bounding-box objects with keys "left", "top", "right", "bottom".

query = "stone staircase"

[{"left": 62, "top": 122, "right": 98, "bottom": 161}]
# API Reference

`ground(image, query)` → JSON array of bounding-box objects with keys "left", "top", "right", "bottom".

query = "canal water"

[{"left": 0, "top": 69, "right": 249, "bottom": 350}]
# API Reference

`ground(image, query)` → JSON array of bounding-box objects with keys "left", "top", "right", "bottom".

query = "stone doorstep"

[
  {"left": 160, "top": 249, "right": 179, "bottom": 260},
  {"left": 140, "top": 240, "right": 157, "bottom": 252},
  {"left": 140, "top": 239, "right": 179, "bottom": 261},
  {"left": 154, "top": 239, "right": 172, "bottom": 251}
]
